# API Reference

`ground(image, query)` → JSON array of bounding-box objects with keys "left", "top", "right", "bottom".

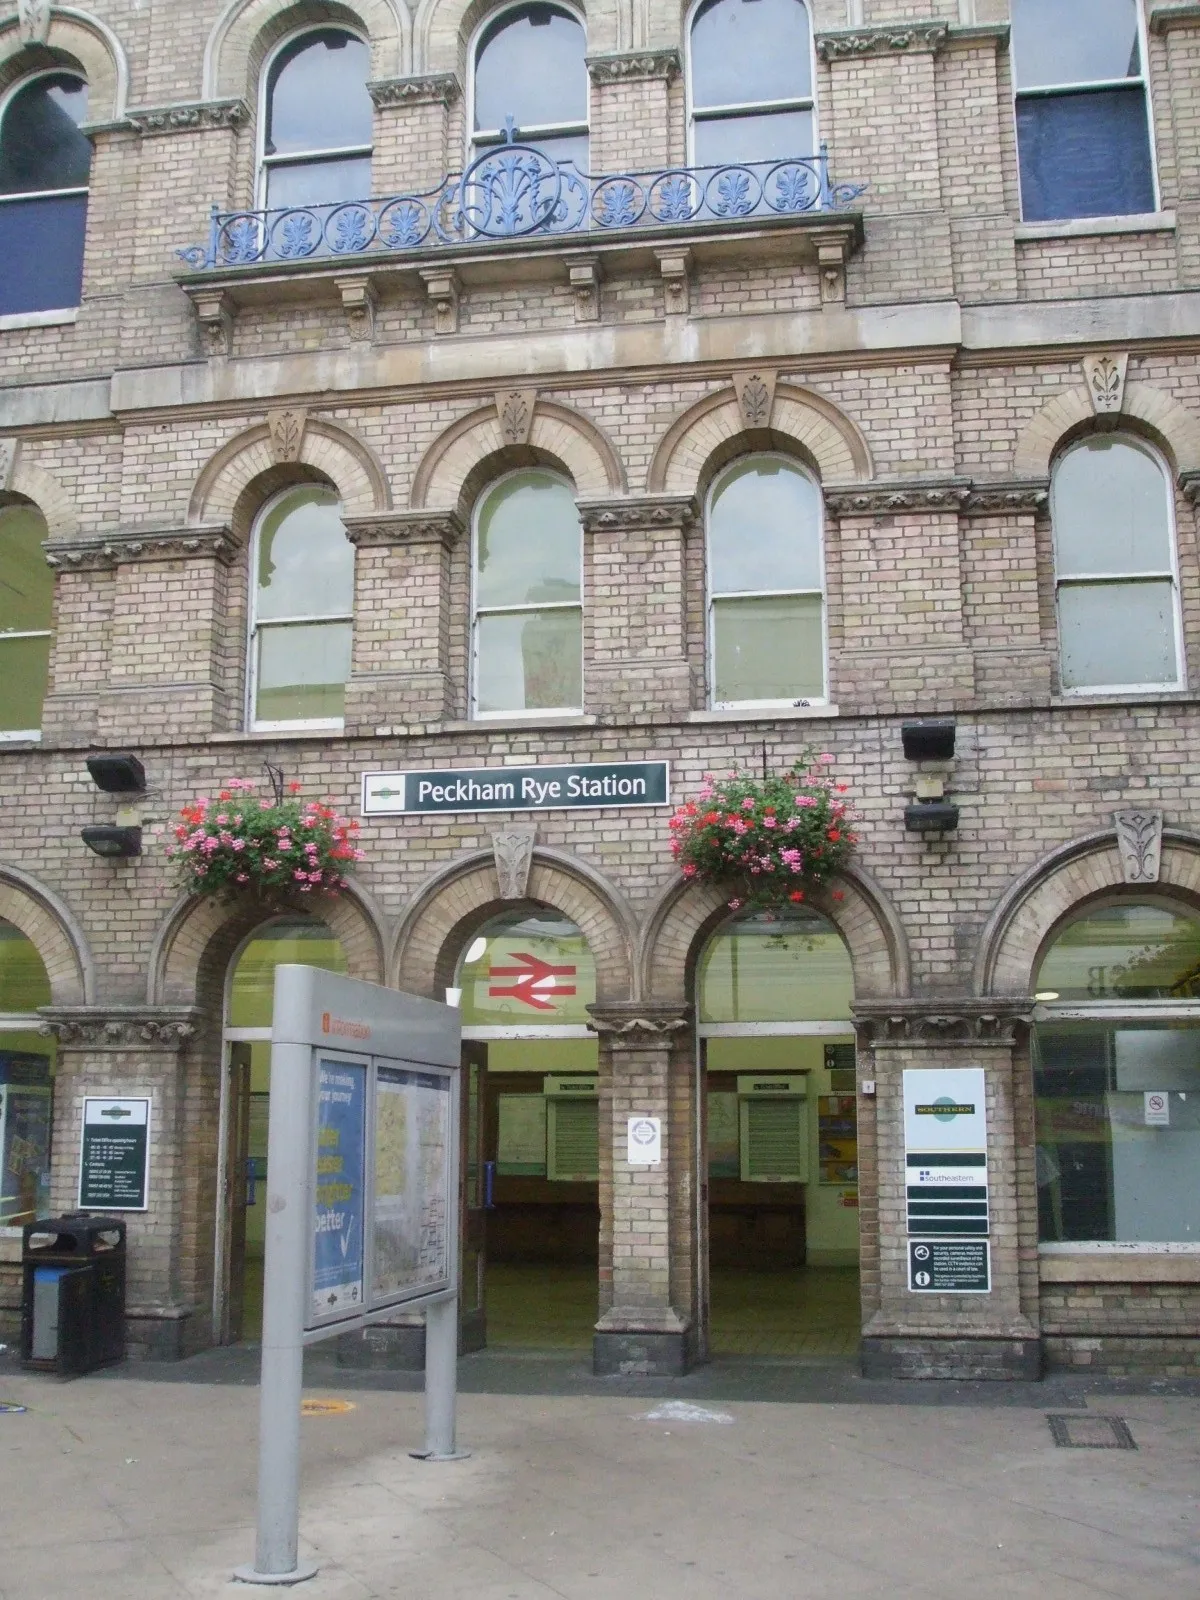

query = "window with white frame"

[
  {"left": 0, "top": 502, "right": 53, "bottom": 740},
  {"left": 1051, "top": 435, "right": 1182, "bottom": 693},
  {"left": 248, "top": 486, "right": 355, "bottom": 729},
  {"left": 688, "top": 0, "right": 814, "bottom": 168},
  {"left": 707, "top": 456, "right": 826, "bottom": 708},
  {"left": 1011, "top": 0, "right": 1155, "bottom": 222},
  {"left": 0, "top": 917, "right": 55, "bottom": 1228},
  {"left": 472, "top": 470, "right": 582, "bottom": 717},
  {"left": 471, "top": 4, "right": 588, "bottom": 170},
  {"left": 259, "top": 28, "right": 373, "bottom": 209},
  {"left": 0, "top": 71, "right": 90, "bottom": 316}
]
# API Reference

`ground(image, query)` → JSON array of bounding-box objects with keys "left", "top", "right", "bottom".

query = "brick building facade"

[{"left": 2, "top": 0, "right": 1200, "bottom": 1379}]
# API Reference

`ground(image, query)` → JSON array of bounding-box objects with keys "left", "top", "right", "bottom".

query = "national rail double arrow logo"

[{"left": 487, "top": 951, "right": 577, "bottom": 1012}]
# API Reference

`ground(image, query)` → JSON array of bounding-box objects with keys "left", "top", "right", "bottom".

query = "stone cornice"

[
  {"left": 40, "top": 1007, "right": 201, "bottom": 1051},
  {"left": 342, "top": 509, "right": 465, "bottom": 548},
  {"left": 586, "top": 49, "right": 682, "bottom": 85},
  {"left": 852, "top": 999, "right": 1032, "bottom": 1048},
  {"left": 1150, "top": 3, "right": 1200, "bottom": 35},
  {"left": 961, "top": 478, "right": 1050, "bottom": 515},
  {"left": 815, "top": 21, "right": 948, "bottom": 61},
  {"left": 577, "top": 495, "right": 698, "bottom": 533},
  {"left": 587, "top": 1002, "right": 691, "bottom": 1040},
  {"left": 944, "top": 22, "right": 1010, "bottom": 50},
  {"left": 126, "top": 98, "right": 250, "bottom": 135},
  {"left": 368, "top": 73, "right": 461, "bottom": 108},
  {"left": 43, "top": 525, "right": 237, "bottom": 571},
  {"left": 823, "top": 478, "right": 971, "bottom": 515}
]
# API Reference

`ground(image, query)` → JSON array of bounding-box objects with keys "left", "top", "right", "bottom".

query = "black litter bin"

[{"left": 21, "top": 1215, "right": 126, "bottom": 1376}]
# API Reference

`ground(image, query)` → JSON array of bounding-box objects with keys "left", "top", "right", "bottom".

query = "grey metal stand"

[{"left": 410, "top": 1294, "right": 470, "bottom": 1461}]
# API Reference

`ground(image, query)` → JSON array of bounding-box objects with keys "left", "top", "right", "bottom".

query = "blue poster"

[{"left": 311, "top": 1058, "right": 366, "bottom": 1324}]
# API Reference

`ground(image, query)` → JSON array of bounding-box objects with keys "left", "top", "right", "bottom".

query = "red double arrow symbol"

[{"left": 488, "top": 952, "right": 577, "bottom": 1012}]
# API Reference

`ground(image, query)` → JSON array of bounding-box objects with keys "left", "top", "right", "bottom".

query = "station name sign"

[{"left": 362, "top": 760, "right": 670, "bottom": 817}]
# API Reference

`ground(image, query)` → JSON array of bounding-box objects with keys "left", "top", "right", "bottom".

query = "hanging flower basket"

[
  {"left": 669, "top": 752, "right": 858, "bottom": 912},
  {"left": 166, "top": 779, "right": 364, "bottom": 901}
]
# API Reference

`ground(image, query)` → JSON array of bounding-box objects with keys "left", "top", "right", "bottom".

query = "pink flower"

[
  {"left": 682, "top": 863, "right": 697, "bottom": 877},
  {"left": 231, "top": 839, "right": 245, "bottom": 852},
  {"left": 294, "top": 869, "right": 308, "bottom": 881},
  {"left": 215, "top": 814, "right": 228, "bottom": 826},
  {"left": 263, "top": 858, "right": 279, "bottom": 871},
  {"left": 741, "top": 797, "right": 755, "bottom": 812},
  {"left": 795, "top": 796, "right": 817, "bottom": 808},
  {"left": 727, "top": 897, "right": 743, "bottom": 910},
  {"left": 235, "top": 873, "right": 249, "bottom": 883},
  {"left": 308, "top": 871, "right": 323, "bottom": 883},
  {"left": 818, "top": 753, "right": 835, "bottom": 765},
  {"left": 259, "top": 800, "right": 272, "bottom": 811},
  {"left": 762, "top": 816, "right": 776, "bottom": 828}
]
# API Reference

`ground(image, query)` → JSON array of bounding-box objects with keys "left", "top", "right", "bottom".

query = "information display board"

[
  {"left": 903, "top": 1067, "right": 990, "bottom": 1296},
  {"left": 372, "top": 1067, "right": 452, "bottom": 1302},
  {"left": 311, "top": 1060, "right": 366, "bottom": 1323},
  {"left": 909, "top": 1238, "right": 991, "bottom": 1293},
  {"left": 79, "top": 1096, "right": 151, "bottom": 1211}
]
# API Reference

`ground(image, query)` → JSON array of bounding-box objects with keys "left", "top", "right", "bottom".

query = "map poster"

[
  {"left": 372, "top": 1067, "right": 452, "bottom": 1305},
  {"left": 311, "top": 1059, "right": 366, "bottom": 1323}
]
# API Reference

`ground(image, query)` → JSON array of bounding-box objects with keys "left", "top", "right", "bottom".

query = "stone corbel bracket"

[
  {"left": 809, "top": 226, "right": 853, "bottom": 306},
  {"left": 569, "top": 255, "right": 602, "bottom": 323},
  {"left": 852, "top": 999, "right": 1031, "bottom": 1049},
  {"left": 40, "top": 1007, "right": 202, "bottom": 1050},
  {"left": 419, "top": 267, "right": 460, "bottom": 333},
  {"left": 43, "top": 525, "right": 237, "bottom": 570},
  {"left": 586, "top": 50, "right": 682, "bottom": 84},
  {"left": 815, "top": 21, "right": 950, "bottom": 59},
  {"left": 342, "top": 509, "right": 465, "bottom": 548},
  {"left": 187, "top": 286, "right": 235, "bottom": 357},
  {"left": 577, "top": 495, "right": 699, "bottom": 534},
  {"left": 655, "top": 247, "right": 692, "bottom": 316},
  {"left": 334, "top": 273, "right": 378, "bottom": 342}
]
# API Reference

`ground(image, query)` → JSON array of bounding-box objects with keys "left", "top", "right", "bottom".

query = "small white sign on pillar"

[
  {"left": 627, "top": 1116, "right": 662, "bottom": 1165},
  {"left": 1144, "top": 1091, "right": 1170, "bottom": 1127}
]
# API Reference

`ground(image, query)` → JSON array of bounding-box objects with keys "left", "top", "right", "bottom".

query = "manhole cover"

[
  {"left": 301, "top": 1398, "right": 356, "bottom": 1417},
  {"left": 1047, "top": 1414, "right": 1136, "bottom": 1450}
]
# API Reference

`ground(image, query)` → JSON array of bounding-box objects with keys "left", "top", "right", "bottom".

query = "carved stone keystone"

[
  {"left": 492, "top": 827, "right": 537, "bottom": 899},
  {"left": 1082, "top": 352, "right": 1128, "bottom": 416},
  {"left": 1114, "top": 809, "right": 1163, "bottom": 884},
  {"left": 732, "top": 371, "right": 777, "bottom": 429},
  {"left": 18, "top": 0, "right": 51, "bottom": 46},
  {"left": 267, "top": 408, "right": 306, "bottom": 463},
  {"left": 497, "top": 388, "right": 536, "bottom": 446}
]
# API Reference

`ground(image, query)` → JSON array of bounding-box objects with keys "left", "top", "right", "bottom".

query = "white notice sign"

[
  {"left": 1144, "top": 1091, "right": 1170, "bottom": 1127},
  {"left": 627, "top": 1116, "right": 662, "bottom": 1165}
]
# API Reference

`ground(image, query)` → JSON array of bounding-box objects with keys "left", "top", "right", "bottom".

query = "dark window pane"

[
  {"left": 474, "top": 6, "right": 587, "bottom": 134},
  {"left": 266, "top": 30, "right": 372, "bottom": 155},
  {"left": 691, "top": 0, "right": 812, "bottom": 110},
  {"left": 694, "top": 108, "right": 813, "bottom": 166},
  {"left": 0, "top": 192, "right": 87, "bottom": 312},
  {"left": 0, "top": 74, "right": 90, "bottom": 195},
  {"left": 265, "top": 155, "right": 373, "bottom": 209},
  {"left": 1017, "top": 88, "right": 1154, "bottom": 221},
  {"left": 1011, "top": 0, "right": 1140, "bottom": 90}
]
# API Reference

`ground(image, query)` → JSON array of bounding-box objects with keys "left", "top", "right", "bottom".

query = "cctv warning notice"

[{"left": 311, "top": 1059, "right": 366, "bottom": 1324}]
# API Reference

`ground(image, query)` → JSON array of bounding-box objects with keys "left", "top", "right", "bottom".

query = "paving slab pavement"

[{"left": 0, "top": 1361, "right": 1198, "bottom": 1600}]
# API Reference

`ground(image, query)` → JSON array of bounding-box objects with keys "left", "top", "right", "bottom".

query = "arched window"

[
  {"left": 699, "top": 907, "right": 852, "bottom": 1024},
  {"left": 0, "top": 503, "right": 54, "bottom": 741},
  {"left": 471, "top": 4, "right": 588, "bottom": 170},
  {"left": 471, "top": 471, "right": 582, "bottom": 717},
  {"left": 248, "top": 485, "right": 355, "bottom": 730},
  {"left": 457, "top": 910, "right": 596, "bottom": 1026},
  {"left": 1051, "top": 435, "right": 1182, "bottom": 693},
  {"left": 0, "top": 917, "right": 55, "bottom": 1226},
  {"left": 688, "top": 0, "right": 814, "bottom": 167},
  {"left": 0, "top": 72, "right": 90, "bottom": 316},
  {"left": 1033, "top": 899, "right": 1200, "bottom": 1243},
  {"left": 1011, "top": 0, "right": 1155, "bottom": 222},
  {"left": 260, "top": 29, "right": 373, "bottom": 209},
  {"left": 706, "top": 456, "right": 826, "bottom": 708}
]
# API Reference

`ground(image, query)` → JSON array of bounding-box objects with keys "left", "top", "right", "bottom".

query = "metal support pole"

[
  {"left": 411, "top": 1294, "right": 470, "bottom": 1462},
  {"left": 234, "top": 1036, "right": 318, "bottom": 1586}
]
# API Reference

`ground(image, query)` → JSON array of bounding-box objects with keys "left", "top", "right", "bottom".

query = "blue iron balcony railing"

[{"left": 177, "top": 137, "right": 865, "bottom": 271}]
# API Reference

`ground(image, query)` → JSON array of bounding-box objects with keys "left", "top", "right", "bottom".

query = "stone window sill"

[
  {"left": 0, "top": 307, "right": 79, "bottom": 331},
  {"left": 210, "top": 729, "right": 348, "bottom": 744},
  {"left": 687, "top": 704, "right": 839, "bottom": 724},
  {"left": 1015, "top": 210, "right": 1176, "bottom": 242},
  {"left": 1039, "top": 1242, "right": 1200, "bottom": 1283},
  {"left": 1050, "top": 687, "right": 1194, "bottom": 709}
]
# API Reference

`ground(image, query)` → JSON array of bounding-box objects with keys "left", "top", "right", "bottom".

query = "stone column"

[
  {"left": 853, "top": 999, "right": 1040, "bottom": 1380},
  {"left": 579, "top": 497, "right": 698, "bottom": 718},
  {"left": 588, "top": 1003, "right": 696, "bottom": 1376},
  {"left": 342, "top": 510, "right": 464, "bottom": 729},
  {"left": 40, "top": 1006, "right": 204, "bottom": 1361}
]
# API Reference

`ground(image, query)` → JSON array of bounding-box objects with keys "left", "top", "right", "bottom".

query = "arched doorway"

[
  {"left": 0, "top": 917, "right": 55, "bottom": 1227},
  {"left": 698, "top": 906, "right": 859, "bottom": 1356},
  {"left": 217, "top": 917, "right": 347, "bottom": 1342},
  {"left": 456, "top": 908, "right": 600, "bottom": 1350}
]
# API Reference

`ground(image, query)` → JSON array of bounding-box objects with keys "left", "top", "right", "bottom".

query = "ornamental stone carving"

[
  {"left": 368, "top": 74, "right": 461, "bottom": 108},
  {"left": 853, "top": 999, "right": 1031, "bottom": 1048},
  {"left": 491, "top": 827, "right": 537, "bottom": 900},
  {"left": 961, "top": 479, "right": 1050, "bottom": 515},
  {"left": 1114, "top": 809, "right": 1164, "bottom": 884},
  {"left": 335, "top": 275, "right": 377, "bottom": 342},
  {"left": 43, "top": 526, "right": 236, "bottom": 570},
  {"left": 127, "top": 100, "right": 250, "bottom": 135},
  {"left": 733, "top": 371, "right": 777, "bottom": 429},
  {"left": 577, "top": 496, "right": 698, "bottom": 534},
  {"left": 497, "top": 388, "right": 536, "bottom": 446},
  {"left": 815, "top": 22, "right": 949, "bottom": 59},
  {"left": 824, "top": 479, "right": 972, "bottom": 516},
  {"left": 40, "top": 1009, "right": 201, "bottom": 1050},
  {"left": 1082, "top": 352, "right": 1129, "bottom": 416},
  {"left": 587, "top": 1003, "right": 690, "bottom": 1041},
  {"left": 18, "top": 0, "right": 51, "bottom": 46},
  {"left": 586, "top": 50, "right": 682, "bottom": 85},
  {"left": 267, "top": 408, "right": 306, "bottom": 463},
  {"left": 342, "top": 510, "right": 464, "bottom": 548}
]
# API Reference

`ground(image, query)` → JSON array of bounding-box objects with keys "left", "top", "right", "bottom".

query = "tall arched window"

[
  {"left": 471, "top": 4, "right": 588, "bottom": 170},
  {"left": 259, "top": 29, "right": 373, "bottom": 209},
  {"left": 0, "top": 917, "right": 55, "bottom": 1226},
  {"left": 688, "top": 0, "right": 814, "bottom": 167},
  {"left": 706, "top": 456, "right": 826, "bottom": 708},
  {"left": 248, "top": 486, "right": 355, "bottom": 730},
  {"left": 0, "top": 503, "right": 54, "bottom": 741},
  {"left": 472, "top": 471, "right": 583, "bottom": 717},
  {"left": 1034, "top": 899, "right": 1200, "bottom": 1243},
  {"left": 0, "top": 72, "right": 90, "bottom": 316},
  {"left": 1051, "top": 435, "right": 1182, "bottom": 693}
]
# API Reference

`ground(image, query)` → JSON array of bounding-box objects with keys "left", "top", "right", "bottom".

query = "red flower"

[
  {"left": 827, "top": 829, "right": 842, "bottom": 842},
  {"left": 832, "top": 890, "right": 845, "bottom": 902},
  {"left": 789, "top": 890, "right": 805, "bottom": 903}
]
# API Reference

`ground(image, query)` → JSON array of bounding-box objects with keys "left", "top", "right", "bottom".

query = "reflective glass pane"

[
  {"left": 0, "top": 917, "right": 51, "bottom": 1010},
  {"left": 1034, "top": 1021, "right": 1200, "bottom": 1244},
  {"left": 475, "top": 607, "right": 582, "bottom": 713},
  {"left": 1058, "top": 579, "right": 1177, "bottom": 690},
  {"left": 713, "top": 593, "right": 823, "bottom": 702},
  {"left": 255, "top": 489, "right": 354, "bottom": 620},
  {"left": 1036, "top": 902, "right": 1200, "bottom": 1002},
  {"left": 699, "top": 908, "right": 852, "bottom": 1023},
  {"left": 457, "top": 910, "right": 596, "bottom": 1024},
  {"left": 0, "top": 192, "right": 87, "bottom": 314},
  {"left": 228, "top": 920, "right": 346, "bottom": 1028},
  {"left": 1017, "top": 89, "right": 1154, "bottom": 222},
  {"left": 0, "top": 634, "right": 51, "bottom": 733},
  {"left": 709, "top": 459, "right": 822, "bottom": 593},
  {"left": 0, "top": 1041, "right": 54, "bottom": 1225},
  {"left": 255, "top": 621, "right": 351, "bottom": 722},
  {"left": 0, "top": 504, "right": 53, "bottom": 632},
  {"left": 1011, "top": 0, "right": 1140, "bottom": 89},
  {"left": 1053, "top": 438, "right": 1172, "bottom": 577},
  {"left": 474, "top": 6, "right": 587, "bottom": 134},
  {"left": 265, "top": 155, "right": 373, "bottom": 210},
  {"left": 691, "top": 0, "right": 812, "bottom": 109},
  {"left": 694, "top": 109, "right": 813, "bottom": 167},
  {"left": 265, "top": 31, "right": 372, "bottom": 155},
  {"left": 475, "top": 473, "right": 580, "bottom": 608},
  {"left": 0, "top": 75, "right": 90, "bottom": 194}
]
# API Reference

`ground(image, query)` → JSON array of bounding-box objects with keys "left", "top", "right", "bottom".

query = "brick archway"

[{"left": 0, "top": 864, "right": 92, "bottom": 1006}]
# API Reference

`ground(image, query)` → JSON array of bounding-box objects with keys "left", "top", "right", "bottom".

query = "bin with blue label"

[{"left": 21, "top": 1214, "right": 126, "bottom": 1376}]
